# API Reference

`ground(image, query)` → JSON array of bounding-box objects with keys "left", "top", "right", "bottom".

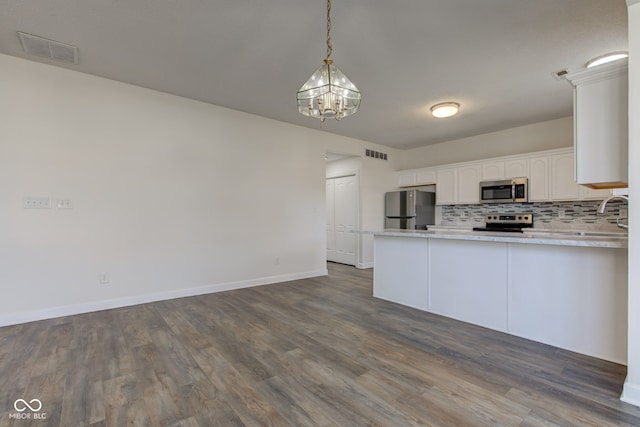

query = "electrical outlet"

[
  {"left": 99, "top": 272, "right": 110, "bottom": 284},
  {"left": 558, "top": 209, "right": 566, "bottom": 219},
  {"left": 275, "top": 257, "right": 280, "bottom": 266},
  {"left": 619, "top": 208, "right": 628, "bottom": 218},
  {"left": 23, "top": 197, "right": 51, "bottom": 209},
  {"left": 57, "top": 198, "right": 74, "bottom": 209}
]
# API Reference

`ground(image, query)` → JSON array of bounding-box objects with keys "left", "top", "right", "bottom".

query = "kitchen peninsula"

[{"left": 367, "top": 229, "right": 628, "bottom": 364}]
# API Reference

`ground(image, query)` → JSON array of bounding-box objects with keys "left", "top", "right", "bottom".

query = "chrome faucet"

[{"left": 597, "top": 195, "right": 629, "bottom": 229}]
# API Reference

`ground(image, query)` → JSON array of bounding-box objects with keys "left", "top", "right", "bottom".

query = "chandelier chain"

[
  {"left": 326, "top": 0, "right": 332, "bottom": 59},
  {"left": 296, "top": 0, "right": 360, "bottom": 121}
]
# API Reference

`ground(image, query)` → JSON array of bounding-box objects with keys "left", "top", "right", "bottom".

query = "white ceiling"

[{"left": 0, "top": 0, "right": 629, "bottom": 150}]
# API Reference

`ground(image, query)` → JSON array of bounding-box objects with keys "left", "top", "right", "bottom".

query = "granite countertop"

[{"left": 358, "top": 227, "right": 628, "bottom": 248}]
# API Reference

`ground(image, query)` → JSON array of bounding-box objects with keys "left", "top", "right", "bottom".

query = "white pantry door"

[{"left": 326, "top": 175, "right": 358, "bottom": 266}]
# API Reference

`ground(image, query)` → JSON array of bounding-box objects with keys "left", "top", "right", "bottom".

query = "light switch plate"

[
  {"left": 57, "top": 199, "right": 73, "bottom": 209},
  {"left": 23, "top": 197, "right": 51, "bottom": 209}
]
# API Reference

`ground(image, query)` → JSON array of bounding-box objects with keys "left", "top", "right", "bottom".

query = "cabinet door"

[
  {"left": 550, "top": 153, "right": 580, "bottom": 201},
  {"left": 436, "top": 168, "right": 457, "bottom": 205},
  {"left": 373, "top": 236, "right": 429, "bottom": 310},
  {"left": 482, "top": 162, "right": 504, "bottom": 180},
  {"left": 397, "top": 172, "right": 416, "bottom": 187},
  {"left": 504, "top": 159, "right": 528, "bottom": 179},
  {"left": 429, "top": 240, "right": 508, "bottom": 331},
  {"left": 457, "top": 165, "right": 482, "bottom": 204},
  {"left": 416, "top": 170, "right": 437, "bottom": 185},
  {"left": 579, "top": 185, "right": 610, "bottom": 200},
  {"left": 570, "top": 62, "right": 628, "bottom": 187},
  {"left": 529, "top": 157, "right": 549, "bottom": 201}
]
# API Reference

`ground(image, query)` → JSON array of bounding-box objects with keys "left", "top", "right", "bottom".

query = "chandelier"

[{"left": 296, "top": 0, "right": 361, "bottom": 121}]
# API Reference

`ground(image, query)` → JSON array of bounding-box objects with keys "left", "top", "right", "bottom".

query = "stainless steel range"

[{"left": 473, "top": 213, "right": 533, "bottom": 233}]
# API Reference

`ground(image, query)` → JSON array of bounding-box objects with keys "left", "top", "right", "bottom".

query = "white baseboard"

[
  {"left": 357, "top": 261, "right": 374, "bottom": 269},
  {"left": 621, "top": 378, "right": 640, "bottom": 408},
  {"left": 0, "top": 269, "right": 328, "bottom": 327}
]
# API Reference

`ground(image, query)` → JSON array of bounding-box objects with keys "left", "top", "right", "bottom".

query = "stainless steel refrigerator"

[{"left": 385, "top": 190, "right": 436, "bottom": 230}]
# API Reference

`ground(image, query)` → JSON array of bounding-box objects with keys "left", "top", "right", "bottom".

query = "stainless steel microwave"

[{"left": 479, "top": 178, "right": 528, "bottom": 204}]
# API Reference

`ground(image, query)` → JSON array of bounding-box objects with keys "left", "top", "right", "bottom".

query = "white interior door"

[{"left": 328, "top": 175, "right": 358, "bottom": 266}]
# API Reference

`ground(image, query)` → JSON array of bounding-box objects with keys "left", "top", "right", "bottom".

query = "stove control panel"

[{"left": 484, "top": 213, "right": 533, "bottom": 227}]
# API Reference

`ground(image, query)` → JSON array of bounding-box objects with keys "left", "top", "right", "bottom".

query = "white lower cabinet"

[
  {"left": 373, "top": 234, "right": 628, "bottom": 363},
  {"left": 429, "top": 240, "right": 508, "bottom": 331},
  {"left": 373, "top": 236, "right": 428, "bottom": 310},
  {"left": 509, "top": 243, "right": 627, "bottom": 363}
]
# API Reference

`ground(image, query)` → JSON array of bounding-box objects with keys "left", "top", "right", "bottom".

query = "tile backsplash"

[{"left": 441, "top": 200, "right": 627, "bottom": 231}]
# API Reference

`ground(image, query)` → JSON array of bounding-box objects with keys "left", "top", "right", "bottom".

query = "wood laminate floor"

[{"left": 2, "top": 262, "right": 640, "bottom": 426}]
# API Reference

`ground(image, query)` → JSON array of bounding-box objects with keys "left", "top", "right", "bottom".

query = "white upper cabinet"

[
  {"left": 457, "top": 165, "right": 482, "bottom": 204},
  {"left": 579, "top": 185, "right": 611, "bottom": 200},
  {"left": 481, "top": 162, "right": 505, "bottom": 180},
  {"left": 504, "top": 159, "right": 528, "bottom": 179},
  {"left": 416, "top": 169, "right": 437, "bottom": 185},
  {"left": 436, "top": 168, "right": 457, "bottom": 205},
  {"left": 550, "top": 153, "right": 581, "bottom": 201},
  {"left": 395, "top": 147, "right": 611, "bottom": 205},
  {"left": 396, "top": 169, "right": 437, "bottom": 187},
  {"left": 397, "top": 172, "right": 416, "bottom": 187},
  {"left": 566, "top": 59, "right": 628, "bottom": 189},
  {"left": 528, "top": 156, "right": 549, "bottom": 202}
]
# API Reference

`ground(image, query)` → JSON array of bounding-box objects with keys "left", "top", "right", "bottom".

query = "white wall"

[
  {"left": 623, "top": 0, "right": 640, "bottom": 408},
  {"left": 326, "top": 155, "right": 398, "bottom": 268},
  {"left": 399, "top": 117, "right": 573, "bottom": 170},
  {"left": 326, "top": 156, "right": 362, "bottom": 179},
  {"left": 0, "top": 54, "right": 389, "bottom": 326},
  {"left": 359, "top": 156, "right": 401, "bottom": 266}
]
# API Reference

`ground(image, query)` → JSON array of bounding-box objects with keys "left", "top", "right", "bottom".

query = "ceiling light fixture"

[
  {"left": 586, "top": 51, "right": 628, "bottom": 69},
  {"left": 431, "top": 102, "right": 460, "bottom": 118},
  {"left": 297, "top": 0, "right": 361, "bottom": 122}
]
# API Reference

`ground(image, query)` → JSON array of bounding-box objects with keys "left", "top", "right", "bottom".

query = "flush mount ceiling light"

[
  {"left": 296, "top": 0, "right": 361, "bottom": 122},
  {"left": 430, "top": 102, "right": 460, "bottom": 118},
  {"left": 586, "top": 51, "right": 628, "bottom": 68}
]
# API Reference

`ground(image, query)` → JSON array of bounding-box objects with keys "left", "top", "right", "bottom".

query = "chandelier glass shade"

[
  {"left": 297, "top": 0, "right": 361, "bottom": 121},
  {"left": 297, "top": 59, "right": 361, "bottom": 121}
]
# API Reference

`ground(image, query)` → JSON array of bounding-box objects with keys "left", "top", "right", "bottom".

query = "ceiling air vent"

[
  {"left": 553, "top": 69, "right": 569, "bottom": 80},
  {"left": 18, "top": 32, "right": 78, "bottom": 64},
  {"left": 365, "top": 149, "right": 388, "bottom": 161}
]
